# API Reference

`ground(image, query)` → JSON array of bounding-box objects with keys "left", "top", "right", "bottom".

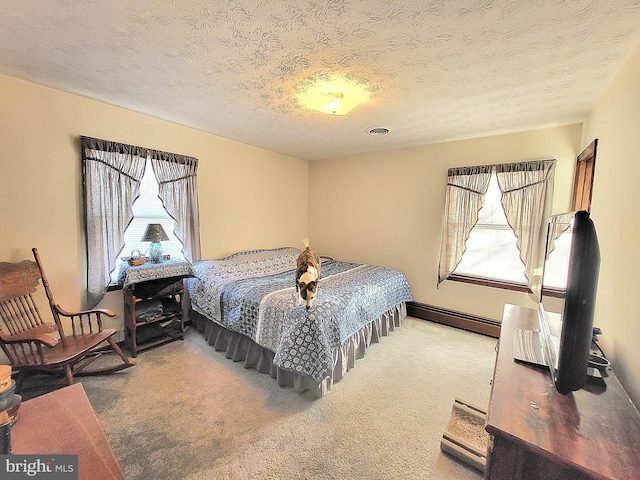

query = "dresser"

[
  {"left": 11, "top": 383, "right": 123, "bottom": 480},
  {"left": 484, "top": 304, "right": 640, "bottom": 480}
]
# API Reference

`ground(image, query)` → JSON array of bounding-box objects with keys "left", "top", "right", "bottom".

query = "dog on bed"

[{"left": 295, "top": 246, "right": 321, "bottom": 310}]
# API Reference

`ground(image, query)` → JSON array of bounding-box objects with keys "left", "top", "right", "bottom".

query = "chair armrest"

[
  {"left": 0, "top": 324, "right": 59, "bottom": 348},
  {"left": 54, "top": 304, "right": 117, "bottom": 318}
]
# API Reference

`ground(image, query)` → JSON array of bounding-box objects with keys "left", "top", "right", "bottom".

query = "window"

[
  {"left": 542, "top": 221, "right": 573, "bottom": 292},
  {"left": 438, "top": 159, "right": 556, "bottom": 295},
  {"left": 452, "top": 174, "right": 527, "bottom": 285},
  {"left": 82, "top": 136, "right": 201, "bottom": 307},
  {"left": 109, "top": 158, "right": 187, "bottom": 284}
]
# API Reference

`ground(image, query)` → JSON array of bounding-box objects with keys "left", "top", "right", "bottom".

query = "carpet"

[{"left": 17, "top": 316, "right": 498, "bottom": 480}]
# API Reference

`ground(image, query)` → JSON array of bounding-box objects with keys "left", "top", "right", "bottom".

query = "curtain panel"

[
  {"left": 82, "top": 136, "right": 201, "bottom": 307},
  {"left": 437, "top": 159, "right": 556, "bottom": 297},
  {"left": 437, "top": 165, "right": 493, "bottom": 285},
  {"left": 82, "top": 136, "right": 147, "bottom": 307},
  {"left": 546, "top": 211, "right": 574, "bottom": 259},
  {"left": 150, "top": 151, "right": 201, "bottom": 264},
  {"left": 496, "top": 159, "right": 556, "bottom": 298}
]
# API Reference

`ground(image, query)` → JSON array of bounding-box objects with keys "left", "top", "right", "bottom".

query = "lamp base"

[{"left": 148, "top": 242, "right": 164, "bottom": 264}]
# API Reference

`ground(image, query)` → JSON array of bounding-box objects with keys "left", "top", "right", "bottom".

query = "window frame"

[
  {"left": 448, "top": 171, "right": 530, "bottom": 292},
  {"left": 82, "top": 136, "right": 200, "bottom": 305},
  {"left": 447, "top": 273, "right": 530, "bottom": 292},
  {"left": 571, "top": 139, "right": 597, "bottom": 212},
  {"left": 107, "top": 158, "right": 187, "bottom": 289},
  {"left": 440, "top": 159, "right": 557, "bottom": 295}
]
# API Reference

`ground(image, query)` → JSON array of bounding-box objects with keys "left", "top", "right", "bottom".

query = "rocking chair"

[{"left": 0, "top": 248, "right": 135, "bottom": 392}]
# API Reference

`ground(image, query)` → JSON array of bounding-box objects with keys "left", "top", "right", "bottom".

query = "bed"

[{"left": 185, "top": 247, "right": 413, "bottom": 396}]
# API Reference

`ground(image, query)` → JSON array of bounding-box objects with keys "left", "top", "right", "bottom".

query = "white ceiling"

[{"left": 2, "top": 0, "right": 640, "bottom": 161}]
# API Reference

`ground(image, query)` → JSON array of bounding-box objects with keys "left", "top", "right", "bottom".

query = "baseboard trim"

[{"left": 407, "top": 302, "right": 500, "bottom": 338}]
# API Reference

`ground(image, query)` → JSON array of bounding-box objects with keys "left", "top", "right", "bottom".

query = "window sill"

[
  {"left": 540, "top": 287, "right": 565, "bottom": 299},
  {"left": 448, "top": 274, "right": 531, "bottom": 293},
  {"left": 447, "top": 274, "right": 565, "bottom": 298}
]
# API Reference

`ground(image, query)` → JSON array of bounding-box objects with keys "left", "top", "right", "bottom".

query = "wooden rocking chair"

[{"left": 0, "top": 248, "right": 135, "bottom": 392}]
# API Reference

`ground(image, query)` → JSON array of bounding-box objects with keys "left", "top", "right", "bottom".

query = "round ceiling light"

[{"left": 296, "top": 74, "right": 372, "bottom": 115}]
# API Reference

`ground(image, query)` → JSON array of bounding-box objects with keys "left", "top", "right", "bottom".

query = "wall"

[
  {"left": 3, "top": 60, "right": 636, "bottom": 407},
  {"left": 309, "top": 124, "right": 582, "bottom": 322},
  {"left": 0, "top": 73, "right": 309, "bottom": 340},
  {"left": 581, "top": 42, "right": 640, "bottom": 407}
]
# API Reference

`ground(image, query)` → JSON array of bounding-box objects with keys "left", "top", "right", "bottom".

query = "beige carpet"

[{"left": 21, "top": 316, "right": 498, "bottom": 480}]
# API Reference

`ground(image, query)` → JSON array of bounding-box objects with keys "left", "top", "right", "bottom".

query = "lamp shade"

[{"left": 141, "top": 223, "right": 169, "bottom": 243}]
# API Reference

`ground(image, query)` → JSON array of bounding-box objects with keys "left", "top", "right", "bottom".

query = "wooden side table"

[
  {"left": 117, "top": 260, "right": 196, "bottom": 357},
  {"left": 123, "top": 276, "right": 185, "bottom": 357},
  {"left": 11, "top": 383, "right": 123, "bottom": 480}
]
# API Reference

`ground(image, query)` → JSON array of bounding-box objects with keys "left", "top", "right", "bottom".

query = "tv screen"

[{"left": 539, "top": 210, "right": 601, "bottom": 394}]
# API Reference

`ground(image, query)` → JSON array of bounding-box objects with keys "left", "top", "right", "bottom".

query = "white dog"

[{"left": 295, "top": 246, "right": 321, "bottom": 310}]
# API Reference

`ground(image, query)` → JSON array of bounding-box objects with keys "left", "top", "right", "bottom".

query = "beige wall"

[
  {"left": 308, "top": 43, "right": 640, "bottom": 406},
  {"left": 0, "top": 74, "right": 309, "bottom": 339},
  {"left": 2, "top": 44, "right": 638, "bottom": 408},
  {"left": 309, "top": 124, "right": 582, "bottom": 322},
  {"left": 581, "top": 43, "right": 640, "bottom": 406}
]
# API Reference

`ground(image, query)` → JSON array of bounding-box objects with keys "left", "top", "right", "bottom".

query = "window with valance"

[
  {"left": 81, "top": 136, "right": 201, "bottom": 307},
  {"left": 437, "top": 159, "right": 556, "bottom": 298}
]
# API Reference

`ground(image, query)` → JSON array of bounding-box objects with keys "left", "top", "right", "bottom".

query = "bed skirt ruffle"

[{"left": 189, "top": 302, "right": 407, "bottom": 397}]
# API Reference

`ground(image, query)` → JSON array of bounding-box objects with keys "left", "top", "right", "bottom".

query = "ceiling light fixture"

[
  {"left": 323, "top": 92, "right": 343, "bottom": 112},
  {"left": 297, "top": 75, "right": 372, "bottom": 116}
]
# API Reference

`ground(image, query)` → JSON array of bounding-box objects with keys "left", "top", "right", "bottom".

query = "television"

[
  {"left": 514, "top": 210, "right": 601, "bottom": 394},
  {"left": 539, "top": 210, "right": 601, "bottom": 394}
]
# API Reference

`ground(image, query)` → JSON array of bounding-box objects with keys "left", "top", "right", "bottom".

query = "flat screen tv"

[{"left": 538, "top": 210, "right": 601, "bottom": 394}]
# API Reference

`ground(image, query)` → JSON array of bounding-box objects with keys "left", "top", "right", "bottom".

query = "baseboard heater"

[
  {"left": 440, "top": 398, "right": 489, "bottom": 473},
  {"left": 406, "top": 302, "right": 500, "bottom": 338}
]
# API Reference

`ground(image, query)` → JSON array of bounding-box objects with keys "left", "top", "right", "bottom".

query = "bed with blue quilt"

[{"left": 185, "top": 247, "right": 412, "bottom": 396}]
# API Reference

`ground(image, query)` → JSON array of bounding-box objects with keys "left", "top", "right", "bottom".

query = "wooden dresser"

[
  {"left": 484, "top": 304, "right": 640, "bottom": 480},
  {"left": 11, "top": 383, "right": 123, "bottom": 480}
]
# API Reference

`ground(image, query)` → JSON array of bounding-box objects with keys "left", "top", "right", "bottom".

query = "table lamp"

[{"left": 141, "top": 223, "right": 169, "bottom": 263}]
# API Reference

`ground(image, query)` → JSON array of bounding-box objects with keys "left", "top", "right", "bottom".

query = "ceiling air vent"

[{"left": 367, "top": 126, "right": 391, "bottom": 136}]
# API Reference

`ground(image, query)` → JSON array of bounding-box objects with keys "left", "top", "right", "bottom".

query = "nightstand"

[{"left": 117, "top": 260, "right": 196, "bottom": 357}]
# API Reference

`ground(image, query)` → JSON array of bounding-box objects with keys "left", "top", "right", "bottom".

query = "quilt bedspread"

[{"left": 186, "top": 247, "right": 412, "bottom": 382}]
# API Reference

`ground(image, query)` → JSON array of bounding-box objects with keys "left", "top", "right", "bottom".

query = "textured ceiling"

[{"left": 2, "top": 0, "right": 640, "bottom": 161}]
